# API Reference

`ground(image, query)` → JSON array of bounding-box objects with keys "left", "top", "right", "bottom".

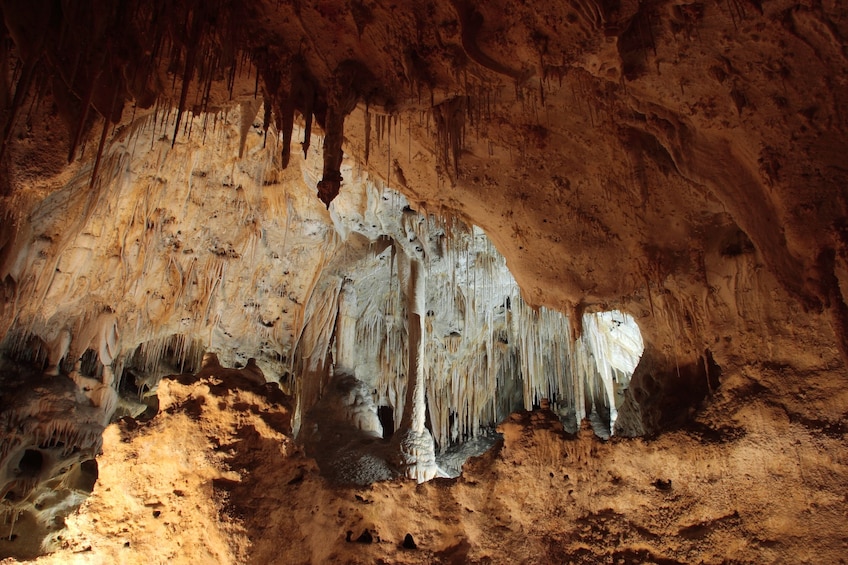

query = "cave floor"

[{"left": 5, "top": 361, "right": 848, "bottom": 565}]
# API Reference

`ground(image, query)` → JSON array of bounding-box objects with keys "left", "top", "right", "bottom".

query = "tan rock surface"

[
  {"left": 0, "top": 0, "right": 847, "bottom": 562},
  {"left": 9, "top": 365, "right": 846, "bottom": 565}
]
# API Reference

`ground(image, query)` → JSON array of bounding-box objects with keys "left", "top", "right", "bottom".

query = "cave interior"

[{"left": 0, "top": 0, "right": 847, "bottom": 563}]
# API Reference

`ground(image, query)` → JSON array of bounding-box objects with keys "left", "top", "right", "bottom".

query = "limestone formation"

[{"left": 0, "top": 0, "right": 846, "bottom": 562}]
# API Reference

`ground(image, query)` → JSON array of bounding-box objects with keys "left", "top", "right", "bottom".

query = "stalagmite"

[
  {"left": 392, "top": 238, "right": 438, "bottom": 482},
  {"left": 334, "top": 284, "right": 359, "bottom": 372}
]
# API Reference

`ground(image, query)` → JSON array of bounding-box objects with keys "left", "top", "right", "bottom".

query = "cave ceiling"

[
  {"left": 0, "top": 1, "right": 845, "bottom": 417},
  {"left": 0, "top": 0, "right": 845, "bottom": 359}
]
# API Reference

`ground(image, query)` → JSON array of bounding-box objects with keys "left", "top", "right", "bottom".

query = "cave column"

[
  {"left": 393, "top": 241, "right": 438, "bottom": 482},
  {"left": 334, "top": 283, "right": 358, "bottom": 373}
]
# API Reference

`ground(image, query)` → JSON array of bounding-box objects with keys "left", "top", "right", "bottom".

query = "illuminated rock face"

[
  {"left": 1, "top": 0, "right": 846, "bottom": 378},
  {"left": 0, "top": 0, "right": 847, "bottom": 561},
  {"left": 0, "top": 104, "right": 646, "bottom": 485},
  {"left": 0, "top": 103, "right": 649, "bottom": 542}
]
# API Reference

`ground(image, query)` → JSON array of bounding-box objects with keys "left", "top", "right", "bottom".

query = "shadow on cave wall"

[{"left": 614, "top": 348, "right": 723, "bottom": 438}]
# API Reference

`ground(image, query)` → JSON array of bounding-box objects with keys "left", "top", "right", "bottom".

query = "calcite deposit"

[{"left": 0, "top": 0, "right": 846, "bottom": 562}]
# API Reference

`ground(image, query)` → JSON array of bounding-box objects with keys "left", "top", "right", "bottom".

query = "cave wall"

[
  {"left": 0, "top": 0, "right": 844, "bottom": 480},
  {"left": 0, "top": 0, "right": 847, "bottom": 560},
  {"left": 0, "top": 0, "right": 843, "bottom": 442},
  {"left": 0, "top": 0, "right": 845, "bottom": 368}
]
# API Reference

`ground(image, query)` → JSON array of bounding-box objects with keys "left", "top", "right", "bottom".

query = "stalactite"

[
  {"left": 364, "top": 106, "right": 372, "bottom": 164},
  {"left": 0, "top": 3, "right": 51, "bottom": 164},
  {"left": 89, "top": 84, "right": 121, "bottom": 190},
  {"left": 292, "top": 180, "right": 645, "bottom": 453},
  {"left": 67, "top": 60, "right": 105, "bottom": 163},
  {"left": 262, "top": 97, "right": 272, "bottom": 148},
  {"left": 238, "top": 98, "right": 261, "bottom": 159},
  {"left": 316, "top": 66, "right": 358, "bottom": 208},
  {"left": 279, "top": 95, "right": 295, "bottom": 168},
  {"left": 432, "top": 96, "right": 467, "bottom": 180},
  {"left": 172, "top": 8, "right": 205, "bottom": 148}
]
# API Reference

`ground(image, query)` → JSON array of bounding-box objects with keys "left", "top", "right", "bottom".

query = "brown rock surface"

[
  {"left": 0, "top": 0, "right": 845, "bottom": 367},
  {"left": 9, "top": 371, "right": 848, "bottom": 564},
  {"left": 0, "top": 0, "right": 847, "bottom": 562}
]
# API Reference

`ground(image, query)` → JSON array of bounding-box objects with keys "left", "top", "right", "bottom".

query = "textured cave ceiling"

[
  {"left": 0, "top": 0, "right": 848, "bottom": 561},
  {"left": 0, "top": 0, "right": 844, "bottom": 357}
]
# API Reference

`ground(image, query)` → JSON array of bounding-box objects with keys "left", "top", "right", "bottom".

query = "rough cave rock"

[{"left": 0, "top": 0, "right": 847, "bottom": 563}]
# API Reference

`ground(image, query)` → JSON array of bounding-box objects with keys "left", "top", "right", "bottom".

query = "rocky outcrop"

[{"left": 11, "top": 382, "right": 848, "bottom": 564}]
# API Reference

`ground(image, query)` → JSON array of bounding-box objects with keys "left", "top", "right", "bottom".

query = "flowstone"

[{"left": 0, "top": 367, "right": 102, "bottom": 559}]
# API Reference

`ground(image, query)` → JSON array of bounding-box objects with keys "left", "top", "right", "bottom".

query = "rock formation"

[{"left": 0, "top": 0, "right": 846, "bottom": 561}]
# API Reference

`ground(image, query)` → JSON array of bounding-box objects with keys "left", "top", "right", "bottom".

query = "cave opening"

[
  {"left": 16, "top": 450, "right": 42, "bottom": 479},
  {"left": 78, "top": 349, "right": 101, "bottom": 380},
  {"left": 76, "top": 459, "right": 99, "bottom": 493},
  {"left": 377, "top": 406, "right": 394, "bottom": 439}
]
